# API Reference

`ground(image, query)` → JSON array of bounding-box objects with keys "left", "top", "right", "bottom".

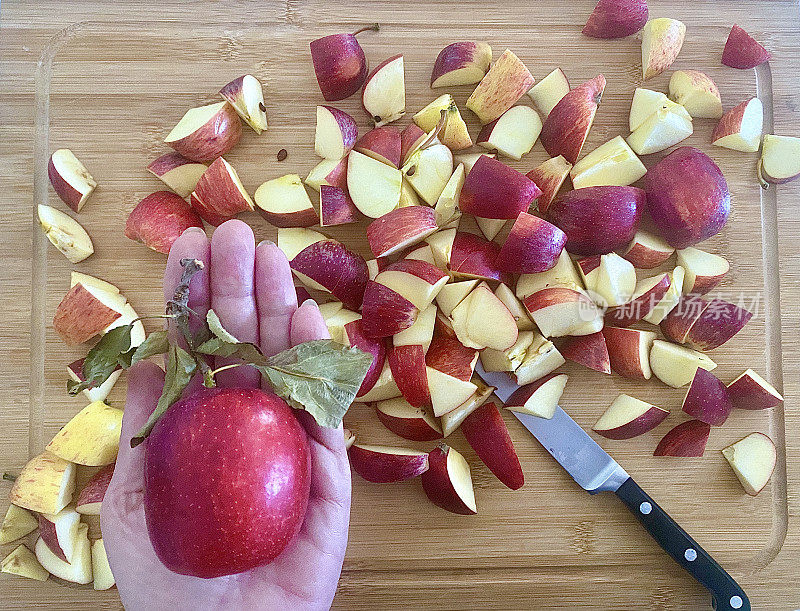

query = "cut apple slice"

[
  {"left": 505, "top": 373, "right": 568, "bottom": 419},
  {"left": 53, "top": 282, "right": 125, "bottom": 345},
  {"left": 400, "top": 124, "right": 427, "bottom": 166},
  {"left": 347, "top": 150, "right": 402, "bottom": 218},
  {"left": 516, "top": 249, "right": 582, "bottom": 299},
  {"left": 593, "top": 394, "right": 669, "bottom": 440},
  {"left": 605, "top": 272, "right": 670, "bottom": 327},
  {"left": 1, "top": 545, "right": 49, "bottom": 582},
  {"left": 602, "top": 326, "right": 657, "bottom": 379},
  {"left": 523, "top": 285, "right": 603, "bottom": 337},
  {"left": 387, "top": 344, "right": 430, "bottom": 408},
  {"left": 38, "top": 507, "right": 80, "bottom": 562},
  {"left": 681, "top": 298, "right": 752, "bottom": 352},
  {"left": 413, "top": 94, "right": 472, "bottom": 151},
  {"left": 290, "top": 239, "right": 369, "bottom": 310},
  {"left": 361, "top": 281, "right": 418, "bottom": 339},
  {"left": 668, "top": 70, "right": 722, "bottom": 119},
  {"left": 577, "top": 252, "right": 636, "bottom": 308},
  {"left": 420, "top": 444, "right": 477, "bottom": 515},
  {"left": 722, "top": 24, "right": 772, "bottom": 69},
  {"left": 527, "top": 68, "right": 570, "bottom": 117},
  {"left": 453, "top": 151, "right": 495, "bottom": 174},
  {"left": 759, "top": 134, "right": 800, "bottom": 185},
  {"left": 254, "top": 174, "right": 316, "bottom": 228},
  {"left": 367, "top": 206, "right": 438, "bottom": 258},
  {"left": 355, "top": 126, "right": 402, "bottom": 168},
  {"left": 480, "top": 331, "right": 535, "bottom": 373},
  {"left": 348, "top": 444, "right": 429, "bottom": 483},
  {"left": 35, "top": 522, "right": 92, "bottom": 585},
  {"left": 622, "top": 230, "right": 674, "bottom": 269},
  {"left": 362, "top": 55, "right": 405, "bottom": 126},
  {"left": 219, "top": 74, "right": 268, "bottom": 134},
  {"left": 314, "top": 105, "right": 358, "bottom": 160},
  {"left": 475, "top": 217, "right": 506, "bottom": 242},
  {"left": 357, "top": 361, "right": 402, "bottom": 403},
  {"left": 459, "top": 155, "right": 540, "bottom": 219},
  {"left": 641, "top": 18, "right": 686, "bottom": 80},
  {"left": 375, "top": 259, "right": 448, "bottom": 310},
  {"left": 452, "top": 285, "right": 519, "bottom": 351},
  {"left": 426, "top": 366, "right": 478, "bottom": 417},
  {"left": 126, "top": 191, "right": 204, "bottom": 254},
  {"left": 38, "top": 205, "right": 94, "bottom": 263},
  {"left": 513, "top": 334, "right": 565, "bottom": 385},
  {"left": 192, "top": 157, "right": 255, "bottom": 223},
  {"left": 627, "top": 106, "right": 693, "bottom": 155},
  {"left": 310, "top": 29, "right": 372, "bottom": 102},
  {"left": 435, "top": 280, "right": 479, "bottom": 317},
  {"left": 628, "top": 88, "right": 688, "bottom": 131},
  {"left": 461, "top": 401, "right": 524, "bottom": 490},
  {"left": 722, "top": 433, "right": 776, "bottom": 496},
  {"left": 344, "top": 319, "right": 387, "bottom": 397},
  {"left": 466, "top": 49, "right": 534, "bottom": 124},
  {"left": 560, "top": 332, "right": 611, "bottom": 374},
  {"left": 76, "top": 463, "right": 114, "bottom": 515},
  {"left": 0, "top": 505, "right": 38, "bottom": 545},
  {"left": 164, "top": 101, "right": 241, "bottom": 162},
  {"left": 677, "top": 247, "right": 729, "bottom": 295},
  {"left": 477, "top": 105, "right": 542, "bottom": 160},
  {"left": 10, "top": 453, "right": 76, "bottom": 515},
  {"left": 92, "top": 539, "right": 115, "bottom": 591},
  {"left": 426, "top": 336, "right": 479, "bottom": 382},
  {"left": 440, "top": 379, "right": 496, "bottom": 437},
  {"left": 48, "top": 149, "right": 97, "bottom": 212},
  {"left": 320, "top": 185, "right": 358, "bottom": 227},
  {"left": 375, "top": 397, "right": 441, "bottom": 441},
  {"left": 496, "top": 213, "right": 566, "bottom": 275},
  {"left": 494, "top": 283, "right": 535, "bottom": 331},
  {"left": 712, "top": 97, "right": 763, "bottom": 153},
  {"left": 727, "top": 369, "right": 784, "bottom": 411},
  {"left": 570, "top": 136, "right": 646, "bottom": 189},
  {"left": 649, "top": 339, "right": 717, "bottom": 388},
  {"left": 682, "top": 368, "right": 733, "bottom": 426},
  {"left": 393, "top": 303, "right": 436, "bottom": 351},
  {"left": 527, "top": 156, "right": 572, "bottom": 215},
  {"left": 426, "top": 228, "right": 457, "bottom": 270},
  {"left": 654, "top": 419, "right": 710, "bottom": 457},
  {"left": 582, "top": 0, "right": 648, "bottom": 38},
  {"left": 46, "top": 401, "right": 123, "bottom": 466},
  {"left": 434, "top": 164, "right": 466, "bottom": 227},
  {"left": 449, "top": 231, "right": 505, "bottom": 282},
  {"left": 402, "top": 142, "right": 454, "bottom": 205},
  {"left": 305, "top": 157, "right": 347, "bottom": 192},
  {"left": 431, "top": 42, "right": 492, "bottom": 88},
  {"left": 147, "top": 152, "right": 207, "bottom": 198}
]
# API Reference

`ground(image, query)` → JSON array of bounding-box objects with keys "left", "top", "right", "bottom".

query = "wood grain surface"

[{"left": 1, "top": 1, "right": 799, "bottom": 609}]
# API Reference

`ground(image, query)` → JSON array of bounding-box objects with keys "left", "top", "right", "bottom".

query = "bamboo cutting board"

[{"left": 1, "top": 1, "right": 800, "bottom": 609}]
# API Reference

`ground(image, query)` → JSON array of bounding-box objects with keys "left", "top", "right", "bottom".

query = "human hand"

[{"left": 101, "top": 220, "right": 351, "bottom": 610}]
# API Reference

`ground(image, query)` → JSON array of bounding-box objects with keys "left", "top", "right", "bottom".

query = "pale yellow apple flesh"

[
  {"left": 649, "top": 339, "right": 717, "bottom": 388},
  {"left": 2, "top": 545, "right": 49, "bottom": 582},
  {"left": 722, "top": 433, "right": 777, "bottom": 496},
  {"left": 527, "top": 68, "right": 570, "bottom": 117},
  {"left": 570, "top": 135, "right": 646, "bottom": 188},
  {"left": 347, "top": 150, "right": 402, "bottom": 217},
  {"left": 91, "top": 539, "right": 115, "bottom": 590},
  {"left": 0, "top": 505, "right": 38, "bottom": 544},
  {"left": 45, "top": 401, "right": 123, "bottom": 466},
  {"left": 477, "top": 105, "right": 542, "bottom": 161},
  {"left": 434, "top": 164, "right": 465, "bottom": 226},
  {"left": 38, "top": 205, "right": 94, "bottom": 263},
  {"left": 35, "top": 522, "right": 92, "bottom": 584},
  {"left": 426, "top": 366, "right": 478, "bottom": 416}
]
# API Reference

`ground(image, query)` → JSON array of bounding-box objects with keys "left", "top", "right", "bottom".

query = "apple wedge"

[
  {"left": 76, "top": 463, "right": 114, "bottom": 515},
  {"left": 399, "top": 178, "right": 421, "bottom": 207},
  {"left": 53, "top": 282, "right": 125, "bottom": 345},
  {"left": 712, "top": 97, "right": 764, "bottom": 153},
  {"left": 659, "top": 295, "right": 709, "bottom": 344},
  {"left": 125, "top": 191, "right": 204, "bottom": 254},
  {"left": 219, "top": 74, "right": 268, "bottom": 134},
  {"left": 91, "top": 539, "right": 115, "bottom": 591},
  {"left": 420, "top": 445, "right": 477, "bottom": 515},
  {"left": 305, "top": 157, "right": 348, "bottom": 192},
  {"left": 540, "top": 74, "right": 606, "bottom": 164},
  {"left": 0, "top": 505, "right": 38, "bottom": 545},
  {"left": 649, "top": 339, "right": 717, "bottom": 388},
  {"left": 628, "top": 88, "right": 690, "bottom": 132},
  {"left": 1, "top": 545, "right": 49, "bottom": 582},
  {"left": 355, "top": 126, "right": 402, "bottom": 167},
  {"left": 627, "top": 105, "right": 694, "bottom": 155},
  {"left": 474, "top": 217, "right": 506, "bottom": 242},
  {"left": 560, "top": 332, "right": 611, "bottom": 374},
  {"left": 37, "top": 204, "right": 94, "bottom": 263},
  {"left": 668, "top": 70, "right": 723, "bottom": 119},
  {"left": 516, "top": 249, "right": 582, "bottom": 299},
  {"left": 682, "top": 368, "right": 733, "bottom": 426},
  {"left": 496, "top": 213, "right": 566, "bottom": 274},
  {"left": 605, "top": 272, "right": 670, "bottom": 326},
  {"left": 347, "top": 150, "right": 402, "bottom": 217},
  {"left": 680, "top": 298, "right": 752, "bottom": 351},
  {"left": 66, "top": 359, "right": 122, "bottom": 404},
  {"left": 435, "top": 280, "right": 479, "bottom": 317},
  {"left": 362, "top": 55, "right": 406, "bottom": 126},
  {"left": 513, "top": 335, "right": 565, "bottom": 385},
  {"left": 676, "top": 248, "right": 729, "bottom": 295},
  {"left": 426, "top": 366, "right": 478, "bottom": 417},
  {"left": 461, "top": 401, "right": 524, "bottom": 490},
  {"left": 577, "top": 252, "right": 636, "bottom": 308},
  {"left": 426, "top": 336, "right": 479, "bottom": 382},
  {"left": 361, "top": 281, "right": 419, "bottom": 339},
  {"left": 622, "top": 230, "right": 674, "bottom": 269},
  {"left": 546, "top": 185, "right": 644, "bottom": 255},
  {"left": 315, "top": 105, "right": 358, "bottom": 160},
  {"left": 722, "top": 24, "right": 772, "bottom": 69},
  {"left": 48, "top": 149, "right": 97, "bottom": 212},
  {"left": 310, "top": 27, "right": 374, "bottom": 101},
  {"left": 393, "top": 303, "right": 436, "bottom": 351},
  {"left": 426, "top": 227, "right": 457, "bottom": 270},
  {"left": 477, "top": 105, "right": 542, "bottom": 161},
  {"left": 449, "top": 231, "right": 505, "bottom": 282},
  {"left": 413, "top": 94, "right": 472, "bottom": 151},
  {"left": 375, "top": 397, "right": 441, "bottom": 441},
  {"left": 387, "top": 344, "right": 430, "bottom": 408},
  {"left": 344, "top": 319, "right": 387, "bottom": 397},
  {"left": 582, "top": 0, "right": 648, "bottom": 38},
  {"left": 722, "top": 433, "right": 777, "bottom": 496},
  {"left": 569, "top": 136, "right": 646, "bottom": 189},
  {"left": 402, "top": 141, "right": 454, "bottom": 205},
  {"left": 320, "top": 185, "right": 358, "bottom": 227},
  {"left": 191, "top": 157, "right": 253, "bottom": 226},
  {"left": 164, "top": 101, "right": 241, "bottom": 162},
  {"left": 431, "top": 42, "right": 492, "bottom": 88},
  {"left": 434, "top": 164, "right": 466, "bottom": 227},
  {"left": 466, "top": 49, "right": 534, "bottom": 124},
  {"left": 348, "top": 444, "right": 428, "bottom": 483},
  {"left": 440, "top": 379, "right": 496, "bottom": 437},
  {"left": 289, "top": 238, "right": 369, "bottom": 309},
  {"left": 523, "top": 285, "right": 604, "bottom": 337},
  {"left": 505, "top": 373, "right": 568, "bottom": 419},
  {"left": 642, "top": 265, "right": 685, "bottom": 325},
  {"left": 46, "top": 401, "right": 122, "bottom": 466},
  {"left": 459, "top": 155, "right": 540, "bottom": 219},
  {"left": 375, "top": 259, "right": 448, "bottom": 310},
  {"left": 593, "top": 395, "right": 668, "bottom": 440},
  {"left": 759, "top": 134, "right": 800, "bottom": 185},
  {"left": 641, "top": 18, "right": 686, "bottom": 80},
  {"left": 357, "top": 361, "right": 402, "bottom": 402},
  {"left": 10, "top": 452, "right": 75, "bottom": 516},
  {"left": 603, "top": 326, "right": 658, "bottom": 380},
  {"left": 367, "top": 206, "right": 438, "bottom": 258},
  {"left": 450, "top": 285, "right": 519, "bottom": 351},
  {"left": 147, "top": 152, "right": 207, "bottom": 198},
  {"left": 654, "top": 420, "right": 711, "bottom": 457},
  {"left": 453, "top": 151, "right": 495, "bottom": 174},
  {"left": 727, "top": 369, "right": 784, "bottom": 410},
  {"left": 495, "top": 283, "right": 535, "bottom": 331},
  {"left": 527, "top": 68, "right": 570, "bottom": 118},
  {"left": 480, "top": 330, "right": 535, "bottom": 372},
  {"left": 35, "top": 522, "right": 92, "bottom": 585},
  {"left": 38, "top": 507, "right": 80, "bottom": 562},
  {"left": 254, "top": 174, "right": 316, "bottom": 228},
  {"left": 400, "top": 124, "right": 427, "bottom": 165},
  {"left": 404, "top": 243, "right": 437, "bottom": 265}
]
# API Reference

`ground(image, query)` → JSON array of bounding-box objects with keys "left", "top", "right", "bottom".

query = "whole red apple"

[{"left": 144, "top": 387, "right": 311, "bottom": 578}]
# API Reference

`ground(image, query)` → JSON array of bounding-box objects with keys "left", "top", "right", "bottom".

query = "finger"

[
  {"left": 110, "top": 361, "right": 165, "bottom": 493},
  {"left": 255, "top": 240, "right": 297, "bottom": 358},
  {"left": 163, "top": 227, "right": 211, "bottom": 346},
  {"left": 210, "top": 219, "right": 260, "bottom": 388},
  {"left": 295, "top": 412, "right": 349, "bottom": 503}
]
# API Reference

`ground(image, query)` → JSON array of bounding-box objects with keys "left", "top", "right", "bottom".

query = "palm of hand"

[{"left": 101, "top": 221, "right": 350, "bottom": 610}]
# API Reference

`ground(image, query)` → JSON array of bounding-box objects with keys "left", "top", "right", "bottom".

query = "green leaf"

[
  {"left": 196, "top": 336, "right": 267, "bottom": 364},
  {"left": 260, "top": 340, "right": 373, "bottom": 428},
  {"left": 130, "top": 330, "right": 170, "bottom": 366},
  {"left": 207, "top": 310, "right": 239, "bottom": 343},
  {"left": 131, "top": 345, "right": 197, "bottom": 447},
  {"left": 67, "top": 325, "right": 134, "bottom": 396}
]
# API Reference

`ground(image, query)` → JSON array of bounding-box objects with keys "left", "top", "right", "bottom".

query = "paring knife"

[{"left": 476, "top": 363, "right": 750, "bottom": 611}]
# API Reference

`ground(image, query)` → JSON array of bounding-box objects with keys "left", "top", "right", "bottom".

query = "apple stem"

[
  {"left": 419, "top": 110, "right": 448, "bottom": 151},
  {"left": 756, "top": 159, "right": 770, "bottom": 190},
  {"left": 203, "top": 363, "right": 245, "bottom": 387},
  {"left": 352, "top": 23, "right": 379, "bottom": 36},
  {"left": 2, "top": 472, "right": 16, "bottom": 482}
]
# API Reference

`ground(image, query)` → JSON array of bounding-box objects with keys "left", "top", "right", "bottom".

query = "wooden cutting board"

[{"left": 1, "top": 1, "right": 799, "bottom": 609}]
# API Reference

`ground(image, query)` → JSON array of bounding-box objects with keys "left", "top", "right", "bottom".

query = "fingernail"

[
  {"left": 301, "top": 298, "right": 318, "bottom": 309},
  {"left": 182, "top": 227, "right": 206, "bottom": 237},
  {"left": 257, "top": 239, "right": 275, "bottom": 247}
]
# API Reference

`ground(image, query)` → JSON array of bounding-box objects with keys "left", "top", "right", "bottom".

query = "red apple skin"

[
  {"left": 375, "top": 404, "right": 442, "bottom": 442},
  {"left": 722, "top": 24, "right": 772, "bottom": 69},
  {"left": 190, "top": 192, "right": 233, "bottom": 227},
  {"left": 559, "top": 332, "right": 611, "bottom": 374},
  {"left": 420, "top": 445, "right": 476, "bottom": 515},
  {"left": 622, "top": 237, "right": 674, "bottom": 269},
  {"left": 644, "top": 147, "right": 730, "bottom": 249},
  {"left": 361, "top": 281, "right": 419, "bottom": 338},
  {"left": 496, "top": 213, "right": 566, "bottom": 274},
  {"left": 526, "top": 156, "right": 572, "bottom": 215},
  {"left": 167, "top": 103, "right": 242, "bottom": 163},
  {"left": 295, "top": 286, "right": 313, "bottom": 303},
  {"left": 727, "top": 372, "right": 783, "bottom": 410},
  {"left": 387, "top": 344, "right": 431, "bottom": 407},
  {"left": 546, "top": 186, "right": 644, "bottom": 255},
  {"left": 430, "top": 42, "right": 488, "bottom": 87},
  {"left": 582, "top": 0, "right": 648, "bottom": 38},
  {"left": 344, "top": 319, "right": 387, "bottom": 397},
  {"left": 654, "top": 419, "right": 711, "bottom": 457},
  {"left": 660, "top": 295, "right": 709, "bottom": 343},
  {"left": 602, "top": 327, "right": 651, "bottom": 379},
  {"left": 355, "top": 126, "right": 402, "bottom": 168},
  {"left": 461, "top": 401, "right": 524, "bottom": 490},
  {"left": 425, "top": 336, "right": 478, "bottom": 382},
  {"left": 682, "top": 368, "right": 733, "bottom": 426},
  {"left": 605, "top": 274, "right": 671, "bottom": 327},
  {"left": 711, "top": 98, "right": 758, "bottom": 145},
  {"left": 255, "top": 203, "right": 319, "bottom": 229},
  {"left": 125, "top": 191, "right": 204, "bottom": 254},
  {"left": 383, "top": 258, "right": 447, "bottom": 285},
  {"left": 593, "top": 407, "right": 669, "bottom": 440},
  {"left": 459, "top": 156, "right": 542, "bottom": 219},
  {"left": 48, "top": 156, "right": 85, "bottom": 212},
  {"left": 434, "top": 311, "right": 458, "bottom": 340},
  {"left": 290, "top": 240, "right": 369, "bottom": 310},
  {"left": 144, "top": 387, "right": 311, "bottom": 578},
  {"left": 37, "top": 514, "right": 67, "bottom": 561},
  {"left": 310, "top": 33, "right": 368, "bottom": 101},
  {"left": 505, "top": 373, "right": 567, "bottom": 409},
  {"left": 682, "top": 298, "right": 752, "bottom": 351},
  {"left": 76, "top": 463, "right": 114, "bottom": 515},
  {"left": 449, "top": 231, "right": 506, "bottom": 282},
  {"left": 53, "top": 283, "right": 122, "bottom": 345},
  {"left": 400, "top": 124, "right": 427, "bottom": 165},
  {"left": 348, "top": 445, "right": 429, "bottom": 483},
  {"left": 367, "top": 206, "right": 438, "bottom": 258},
  {"left": 320, "top": 185, "right": 358, "bottom": 226},
  {"left": 193, "top": 159, "right": 253, "bottom": 219},
  {"left": 540, "top": 75, "right": 606, "bottom": 164}
]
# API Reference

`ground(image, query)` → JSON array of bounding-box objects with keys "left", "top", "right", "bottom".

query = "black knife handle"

[{"left": 615, "top": 477, "right": 749, "bottom": 611}]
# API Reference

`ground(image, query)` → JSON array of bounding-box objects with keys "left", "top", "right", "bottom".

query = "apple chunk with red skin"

[
  {"left": 727, "top": 369, "right": 784, "bottom": 411},
  {"left": 343, "top": 319, "right": 386, "bottom": 397},
  {"left": 677, "top": 247, "right": 729, "bottom": 295},
  {"left": 38, "top": 506, "right": 80, "bottom": 562},
  {"left": 147, "top": 152, "right": 207, "bottom": 198},
  {"left": 649, "top": 339, "right": 717, "bottom": 388},
  {"left": 426, "top": 366, "right": 478, "bottom": 418},
  {"left": 48, "top": 149, "right": 97, "bottom": 211},
  {"left": 164, "top": 101, "right": 242, "bottom": 163},
  {"left": 668, "top": 70, "right": 722, "bottom": 119},
  {"left": 523, "top": 285, "right": 604, "bottom": 337},
  {"left": 191, "top": 158, "right": 254, "bottom": 226},
  {"left": 722, "top": 433, "right": 777, "bottom": 496},
  {"left": 125, "top": 191, "right": 204, "bottom": 254},
  {"left": 527, "top": 156, "right": 572, "bottom": 215},
  {"left": 420, "top": 444, "right": 477, "bottom": 515},
  {"left": 375, "top": 396, "right": 441, "bottom": 441},
  {"left": 459, "top": 155, "right": 541, "bottom": 219},
  {"left": 38, "top": 204, "right": 94, "bottom": 263},
  {"left": 355, "top": 126, "right": 402, "bottom": 167},
  {"left": 362, "top": 54, "right": 406, "bottom": 126},
  {"left": 644, "top": 147, "right": 730, "bottom": 249},
  {"left": 53, "top": 282, "right": 124, "bottom": 345},
  {"left": 722, "top": 24, "right": 772, "bottom": 69},
  {"left": 461, "top": 401, "right": 524, "bottom": 490},
  {"left": 560, "top": 332, "right": 611, "bottom": 374},
  {"left": 310, "top": 27, "right": 374, "bottom": 102},
  {"left": 144, "top": 387, "right": 311, "bottom": 578},
  {"left": 641, "top": 18, "right": 686, "bottom": 81},
  {"left": 320, "top": 185, "right": 358, "bottom": 227},
  {"left": 712, "top": 97, "right": 763, "bottom": 153},
  {"left": 305, "top": 157, "right": 348, "bottom": 192},
  {"left": 76, "top": 463, "right": 114, "bottom": 515},
  {"left": 582, "top": 0, "right": 648, "bottom": 38},
  {"left": 431, "top": 42, "right": 492, "bottom": 88},
  {"left": 682, "top": 368, "right": 733, "bottom": 426},
  {"left": 361, "top": 281, "right": 419, "bottom": 339},
  {"left": 449, "top": 231, "right": 505, "bottom": 282},
  {"left": 546, "top": 185, "right": 644, "bottom": 255},
  {"left": 540, "top": 74, "right": 606, "bottom": 164},
  {"left": 496, "top": 213, "right": 566, "bottom": 274},
  {"left": 387, "top": 344, "right": 430, "bottom": 408},
  {"left": 426, "top": 336, "right": 479, "bottom": 382},
  {"left": 527, "top": 69, "right": 570, "bottom": 118},
  {"left": 654, "top": 419, "right": 710, "bottom": 457},
  {"left": 254, "top": 174, "right": 317, "bottom": 228},
  {"left": 577, "top": 252, "right": 636, "bottom": 308},
  {"left": 375, "top": 259, "right": 448, "bottom": 310},
  {"left": 35, "top": 522, "right": 92, "bottom": 584},
  {"left": 347, "top": 150, "right": 402, "bottom": 218},
  {"left": 289, "top": 238, "right": 369, "bottom": 310},
  {"left": 605, "top": 272, "right": 671, "bottom": 327},
  {"left": 451, "top": 285, "right": 519, "bottom": 351},
  {"left": 349, "top": 444, "right": 429, "bottom": 483},
  {"left": 622, "top": 230, "right": 674, "bottom": 269},
  {"left": 367, "top": 206, "right": 438, "bottom": 258},
  {"left": 439, "top": 379, "right": 495, "bottom": 437},
  {"left": 602, "top": 326, "right": 657, "bottom": 379},
  {"left": 680, "top": 298, "right": 752, "bottom": 351},
  {"left": 219, "top": 74, "right": 268, "bottom": 134},
  {"left": 593, "top": 394, "right": 668, "bottom": 440},
  {"left": 505, "top": 373, "right": 568, "bottom": 419},
  {"left": 759, "top": 134, "right": 800, "bottom": 186},
  {"left": 466, "top": 49, "right": 534, "bottom": 124},
  {"left": 315, "top": 105, "right": 358, "bottom": 160}
]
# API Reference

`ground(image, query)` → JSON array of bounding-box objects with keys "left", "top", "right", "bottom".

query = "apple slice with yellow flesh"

[
  {"left": 435, "top": 280, "right": 479, "bottom": 317},
  {"left": 348, "top": 444, "right": 429, "bottom": 483},
  {"left": 413, "top": 94, "right": 472, "bottom": 151},
  {"left": 46, "top": 401, "right": 123, "bottom": 466},
  {"left": 35, "top": 522, "right": 92, "bottom": 584},
  {"left": 38, "top": 506, "right": 80, "bottom": 562},
  {"left": 375, "top": 397, "right": 442, "bottom": 441},
  {"left": 654, "top": 420, "right": 710, "bottom": 457},
  {"left": 649, "top": 339, "right": 717, "bottom": 388},
  {"left": 393, "top": 303, "right": 436, "bottom": 351},
  {"left": 367, "top": 206, "right": 438, "bottom": 258},
  {"left": 722, "top": 433, "right": 777, "bottom": 496},
  {"left": 426, "top": 227, "right": 457, "bottom": 270},
  {"left": 523, "top": 285, "right": 604, "bottom": 337},
  {"left": 9, "top": 453, "right": 76, "bottom": 515},
  {"left": 570, "top": 135, "right": 646, "bottom": 188},
  {"left": 641, "top": 18, "right": 686, "bottom": 80},
  {"left": 514, "top": 335, "right": 565, "bottom": 385},
  {"left": 362, "top": 55, "right": 406, "bottom": 127},
  {"left": 759, "top": 134, "right": 800, "bottom": 186},
  {"left": 494, "top": 283, "right": 535, "bottom": 330},
  {"left": 92, "top": 539, "right": 115, "bottom": 590},
  {"left": 712, "top": 97, "right": 763, "bottom": 152},
  {"left": 527, "top": 68, "right": 570, "bottom": 117},
  {"left": 147, "top": 153, "right": 207, "bottom": 198},
  {"left": 627, "top": 106, "right": 693, "bottom": 155},
  {"left": 527, "top": 156, "right": 572, "bottom": 214},
  {"left": 477, "top": 105, "right": 542, "bottom": 161},
  {"left": 727, "top": 369, "right": 784, "bottom": 410},
  {"left": 305, "top": 157, "right": 347, "bottom": 192},
  {"left": 440, "top": 378, "right": 495, "bottom": 437},
  {"left": 431, "top": 42, "right": 492, "bottom": 88},
  {"left": 479, "top": 330, "right": 535, "bottom": 372},
  {"left": 219, "top": 74, "right": 268, "bottom": 134},
  {"left": 628, "top": 88, "right": 690, "bottom": 131},
  {"left": 314, "top": 105, "right": 358, "bottom": 159},
  {"left": 402, "top": 141, "right": 454, "bottom": 205},
  {"left": 1, "top": 545, "right": 49, "bottom": 582},
  {"left": 254, "top": 174, "right": 317, "bottom": 228},
  {"left": 434, "top": 164, "right": 465, "bottom": 227},
  {"left": 467, "top": 49, "right": 534, "bottom": 124},
  {"left": 677, "top": 247, "right": 729, "bottom": 295},
  {"left": 505, "top": 373, "right": 568, "bottom": 419},
  {"left": 593, "top": 394, "right": 669, "bottom": 440},
  {"left": 475, "top": 217, "right": 507, "bottom": 241},
  {"left": 420, "top": 444, "right": 477, "bottom": 515},
  {"left": 426, "top": 366, "right": 478, "bottom": 417},
  {"left": 347, "top": 150, "right": 402, "bottom": 218},
  {"left": 48, "top": 149, "right": 97, "bottom": 212},
  {"left": 164, "top": 101, "right": 241, "bottom": 162},
  {"left": 451, "top": 285, "right": 518, "bottom": 351},
  {"left": 37, "top": 205, "right": 94, "bottom": 263},
  {"left": 642, "top": 266, "right": 685, "bottom": 325},
  {"left": 53, "top": 282, "right": 126, "bottom": 345},
  {"left": 0, "top": 505, "right": 38, "bottom": 544},
  {"left": 622, "top": 230, "right": 674, "bottom": 269},
  {"left": 516, "top": 249, "right": 582, "bottom": 299},
  {"left": 668, "top": 70, "right": 722, "bottom": 119},
  {"left": 602, "top": 326, "right": 657, "bottom": 379}
]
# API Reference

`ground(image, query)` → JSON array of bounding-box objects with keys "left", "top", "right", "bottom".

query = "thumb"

[{"left": 111, "top": 361, "right": 165, "bottom": 493}]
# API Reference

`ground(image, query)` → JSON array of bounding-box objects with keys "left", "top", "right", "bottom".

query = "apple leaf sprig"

[{"left": 67, "top": 258, "right": 373, "bottom": 447}]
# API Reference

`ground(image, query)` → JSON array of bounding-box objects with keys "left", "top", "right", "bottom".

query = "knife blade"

[{"left": 476, "top": 362, "right": 750, "bottom": 610}]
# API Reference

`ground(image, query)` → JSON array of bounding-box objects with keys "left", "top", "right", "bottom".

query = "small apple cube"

[
  {"left": 450, "top": 284, "right": 518, "bottom": 351},
  {"left": 592, "top": 394, "right": 668, "bottom": 440},
  {"left": 48, "top": 149, "right": 97, "bottom": 212},
  {"left": 622, "top": 230, "right": 674, "bottom": 269},
  {"left": 255, "top": 174, "right": 316, "bottom": 228},
  {"left": 76, "top": 463, "right": 114, "bottom": 515},
  {"left": 402, "top": 142, "right": 454, "bottom": 205},
  {"left": 314, "top": 105, "right": 358, "bottom": 160},
  {"left": 513, "top": 335, "right": 565, "bottom": 385},
  {"left": 348, "top": 444, "right": 429, "bottom": 483},
  {"left": 759, "top": 134, "right": 800, "bottom": 186},
  {"left": 602, "top": 326, "right": 657, "bottom": 380},
  {"left": 527, "top": 155, "right": 572, "bottom": 214},
  {"left": 319, "top": 185, "right": 358, "bottom": 227},
  {"left": 449, "top": 231, "right": 505, "bottom": 282},
  {"left": 420, "top": 444, "right": 477, "bottom": 515},
  {"left": 362, "top": 55, "right": 405, "bottom": 126},
  {"left": 649, "top": 339, "right": 716, "bottom": 388},
  {"left": 355, "top": 126, "right": 402, "bottom": 167},
  {"left": 466, "top": 49, "right": 535, "bottom": 124},
  {"left": 10, "top": 453, "right": 75, "bottom": 515},
  {"left": 505, "top": 373, "right": 568, "bottom": 419},
  {"left": 37, "top": 205, "right": 94, "bottom": 263},
  {"left": 440, "top": 380, "right": 495, "bottom": 437},
  {"left": 516, "top": 249, "right": 582, "bottom": 299},
  {"left": 459, "top": 155, "right": 540, "bottom": 219},
  {"left": 2, "top": 545, "right": 49, "bottom": 582},
  {"left": 682, "top": 368, "right": 733, "bottom": 426},
  {"left": 628, "top": 88, "right": 690, "bottom": 132},
  {"left": 164, "top": 101, "right": 241, "bottom": 162},
  {"left": 431, "top": 42, "right": 492, "bottom": 88},
  {"left": 92, "top": 538, "right": 115, "bottom": 590},
  {"left": 435, "top": 280, "right": 479, "bottom": 317},
  {"left": 125, "top": 191, "right": 204, "bottom": 254},
  {"left": 376, "top": 396, "right": 442, "bottom": 442},
  {"left": 712, "top": 97, "right": 763, "bottom": 153},
  {"left": 560, "top": 332, "right": 611, "bottom": 374},
  {"left": 147, "top": 152, "right": 207, "bottom": 198},
  {"left": 347, "top": 150, "right": 402, "bottom": 218},
  {"left": 480, "top": 330, "right": 536, "bottom": 372},
  {"left": 627, "top": 106, "right": 693, "bottom": 155},
  {"left": 727, "top": 369, "right": 784, "bottom": 411},
  {"left": 524, "top": 285, "right": 604, "bottom": 337},
  {"left": 722, "top": 433, "right": 776, "bottom": 496},
  {"left": 496, "top": 213, "right": 566, "bottom": 275},
  {"left": 477, "top": 105, "right": 542, "bottom": 161}
]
